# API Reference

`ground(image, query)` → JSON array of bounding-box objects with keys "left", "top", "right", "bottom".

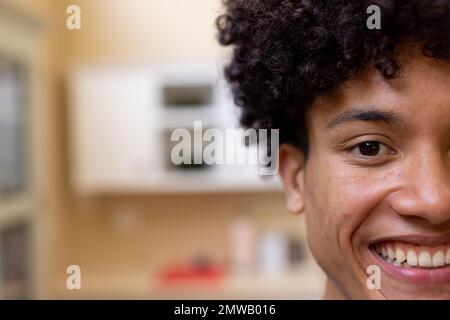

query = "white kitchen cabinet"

[{"left": 68, "top": 63, "right": 281, "bottom": 194}]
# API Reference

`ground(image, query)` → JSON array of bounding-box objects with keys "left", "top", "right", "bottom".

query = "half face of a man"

[{"left": 279, "top": 49, "right": 450, "bottom": 299}]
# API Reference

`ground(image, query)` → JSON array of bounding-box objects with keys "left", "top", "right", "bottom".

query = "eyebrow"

[{"left": 326, "top": 106, "right": 406, "bottom": 130}]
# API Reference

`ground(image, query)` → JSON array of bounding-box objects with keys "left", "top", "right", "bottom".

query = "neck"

[{"left": 322, "top": 278, "right": 348, "bottom": 300}]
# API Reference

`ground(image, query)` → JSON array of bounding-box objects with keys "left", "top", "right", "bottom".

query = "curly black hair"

[{"left": 217, "top": 0, "right": 450, "bottom": 153}]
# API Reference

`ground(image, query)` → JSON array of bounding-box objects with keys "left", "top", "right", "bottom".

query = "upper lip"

[{"left": 369, "top": 234, "right": 450, "bottom": 247}]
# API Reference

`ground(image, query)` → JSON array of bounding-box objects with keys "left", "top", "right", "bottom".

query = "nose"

[{"left": 390, "top": 150, "right": 450, "bottom": 225}]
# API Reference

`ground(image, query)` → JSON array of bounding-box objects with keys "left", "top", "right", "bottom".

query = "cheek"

[{"left": 302, "top": 158, "right": 390, "bottom": 260}]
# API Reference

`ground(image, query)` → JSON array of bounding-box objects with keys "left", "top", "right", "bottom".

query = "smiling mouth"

[{"left": 371, "top": 242, "right": 450, "bottom": 269}]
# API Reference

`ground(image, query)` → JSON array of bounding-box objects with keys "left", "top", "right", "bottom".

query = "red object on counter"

[{"left": 156, "top": 263, "right": 225, "bottom": 287}]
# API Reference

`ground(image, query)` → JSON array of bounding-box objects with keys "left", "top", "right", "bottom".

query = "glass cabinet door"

[
  {"left": 0, "top": 58, "right": 27, "bottom": 198},
  {"left": 0, "top": 56, "right": 33, "bottom": 299}
]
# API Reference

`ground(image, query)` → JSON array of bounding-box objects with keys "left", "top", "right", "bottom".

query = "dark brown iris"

[{"left": 359, "top": 142, "right": 380, "bottom": 156}]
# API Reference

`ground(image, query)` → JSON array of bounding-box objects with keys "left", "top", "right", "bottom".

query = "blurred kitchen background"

[{"left": 0, "top": 0, "right": 325, "bottom": 299}]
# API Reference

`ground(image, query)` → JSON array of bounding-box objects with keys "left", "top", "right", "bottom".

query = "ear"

[{"left": 278, "top": 144, "right": 306, "bottom": 214}]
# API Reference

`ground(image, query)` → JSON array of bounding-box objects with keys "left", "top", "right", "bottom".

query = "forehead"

[{"left": 308, "top": 51, "right": 450, "bottom": 130}]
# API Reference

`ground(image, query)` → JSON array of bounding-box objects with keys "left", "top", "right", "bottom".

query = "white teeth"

[
  {"left": 381, "top": 247, "right": 387, "bottom": 258},
  {"left": 387, "top": 247, "right": 395, "bottom": 260},
  {"left": 376, "top": 244, "right": 450, "bottom": 268},
  {"left": 395, "top": 248, "right": 406, "bottom": 263},
  {"left": 432, "top": 250, "right": 445, "bottom": 267},
  {"left": 418, "top": 251, "right": 432, "bottom": 267},
  {"left": 407, "top": 250, "right": 418, "bottom": 266}
]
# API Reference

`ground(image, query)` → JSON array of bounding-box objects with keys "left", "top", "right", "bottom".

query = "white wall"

[{"left": 57, "top": 0, "right": 224, "bottom": 64}]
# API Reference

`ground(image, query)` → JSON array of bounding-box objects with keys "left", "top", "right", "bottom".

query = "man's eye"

[{"left": 350, "top": 141, "right": 390, "bottom": 157}]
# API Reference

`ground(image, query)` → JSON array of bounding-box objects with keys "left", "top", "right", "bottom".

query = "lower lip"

[{"left": 370, "top": 249, "right": 450, "bottom": 285}]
